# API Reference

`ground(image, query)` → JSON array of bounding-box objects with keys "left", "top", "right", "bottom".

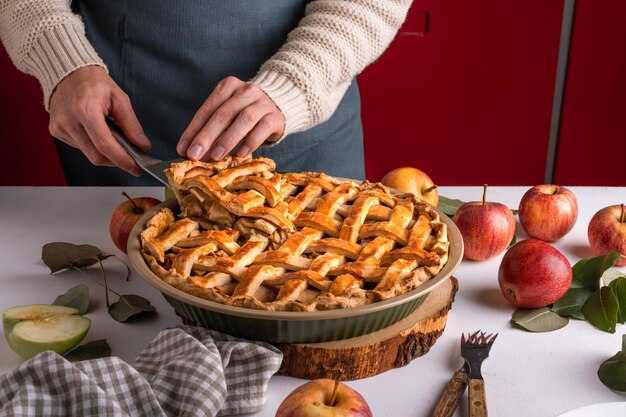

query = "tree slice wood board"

[{"left": 273, "top": 276, "right": 459, "bottom": 381}]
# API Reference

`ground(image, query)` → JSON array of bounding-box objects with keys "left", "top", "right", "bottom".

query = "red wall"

[
  {"left": 358, "top": 0, "right": 563, "bottom": 185},
  {"left": 0, "top": 47, "right": 65, "bottom": 186},
  {"left": 554, "top": 0, "right": 626, "bottom": 186},
  {"left": 1, "top": 1, "right": 625, "bottom": 186}
]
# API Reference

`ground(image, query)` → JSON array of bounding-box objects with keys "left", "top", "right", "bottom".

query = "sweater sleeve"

[
  {"left": 249, "top": 0, "right": 412, "bottom": 141},
  {"left": 0, "top": 0, "right": 106, "bottom": 110}
]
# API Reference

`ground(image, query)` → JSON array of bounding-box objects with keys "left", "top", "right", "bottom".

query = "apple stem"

[
  {"left": 621, "top": 204, "right": 625, "bottom": 223},
  {"left": 122, "top": 191, "right": 141, "bottom": 214},
  {"left": 482, "top": 184, "right": 488, "bottom": 205},
  {"left": 423, "top": 185, "right": 438, "bottom": 193},
  {"left": 329, "top": 379, "right": 340, "bottom": 407}
]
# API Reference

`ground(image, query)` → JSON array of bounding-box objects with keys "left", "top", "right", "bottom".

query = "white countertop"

[{"left": 1, "top": 186, "right": 625, "bottom": 416}]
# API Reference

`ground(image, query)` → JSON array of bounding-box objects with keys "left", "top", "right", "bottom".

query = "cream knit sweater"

[{"left": 0, "top": 0, "right": 410, "bottom": 138}]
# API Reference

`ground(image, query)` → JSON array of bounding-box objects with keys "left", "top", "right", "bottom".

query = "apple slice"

[{"left": 3, "top": 304, "right": 91, "bottom": 359}]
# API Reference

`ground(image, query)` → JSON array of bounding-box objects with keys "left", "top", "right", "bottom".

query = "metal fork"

[{"left": 461, "top": 331, "right": 498, "bottom": 417}]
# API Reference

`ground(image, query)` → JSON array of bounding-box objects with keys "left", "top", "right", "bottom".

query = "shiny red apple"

[
  {"left": 275, "top": 379, "right": 373, "bottom": 417},
  {"left": 518, "top": 184, "right": 578, "bottom": 242},
  {"left": 452, "top": 185, "right": 516, "bottom": 261},
  {"left": 109, "top": 192, "right": 161, "bottom": 253},
  {"left": 498, "top": 239, "right": 572, "bottom": 308},
  {"left": 588, "top": 204, "right": 626, "bottom": 266}
]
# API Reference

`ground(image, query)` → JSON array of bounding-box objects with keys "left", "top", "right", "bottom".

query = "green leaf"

[
  {"left": 52, "top": 284, "right": 90, "bottom": 315},
  {"left": 511, "top": 307, "right": 569, "bottom": 332},
  {"left": 598, "top": 335, "right": 626, "bottom": 393},
  {"left": 609, "top": 277, "right": 626, "bottom": 324},
  {"left": 64, "top": 339, "right": 111, "bottom": 362},
  {"left": 507, "top": 234, "right": 517, "bottom": 249},
  {"left": 571, "top": 252, "right": 622, "bottom": 291},
  {"left": 108, "top": 294, "right": 156, "bottom": 322},
  {"left": 552, "top": 287, "right": 594, "bottom": 320},
  {"left": 602, "top": 268, "right": 626, "bottom": 286},
  {"left": 582, "top": 286, "right": 619, "bottom": 333},
  {"left": 438, "top": 196, "right": 465, "bottom": 216},
  {"left": 42, "top": 242, "right": 113, "bottom": 273}
]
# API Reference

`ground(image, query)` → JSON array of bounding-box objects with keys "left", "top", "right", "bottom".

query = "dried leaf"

[
  {"left": 52, "top": 284, "right": 90, "bottom": 315},
  {"left": 42, "top": 242, "right": 113, "bottom": 273},
  {"left": 571, "top": 252, "right": 622, "bottom": 291},
  {"left": 583, "top": 286, "right": 619, "bottom": 333},
  {"left": 598, "top": 335, "right": 626, "bottom": 394},
  {"left": 438, "top": 196, "right": 465, "bottom": 216},
  {"left": 512, "top": 307, "right": 569, "bottom": 332},
  {"left": 64, "top": 339, "right": 111, "bottom": 362},
  {"left": 609, "top": 277, "right": 626, "bottom": 324},
  {"left": 108, "top": 294, "right": 156, "bottom": 322},
  {"left": 552, "top": 287, "right": 595, "bottom": 320}
]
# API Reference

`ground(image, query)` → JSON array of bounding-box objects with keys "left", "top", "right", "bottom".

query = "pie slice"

[{"left": 140, "top": 155, "right": 449, "bottom": 312}]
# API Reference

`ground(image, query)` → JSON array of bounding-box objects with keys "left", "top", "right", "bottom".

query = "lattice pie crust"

[{"left": 140, "top": 156, "right": 449, "bottom": 311}]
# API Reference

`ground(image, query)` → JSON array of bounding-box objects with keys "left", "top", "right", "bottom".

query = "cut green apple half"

[{"left": 3, "top": 304, "right": 91, "bottom": 359}]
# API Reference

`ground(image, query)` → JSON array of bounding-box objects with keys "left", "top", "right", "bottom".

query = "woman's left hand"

[{"left": 177, "top": 76, "right": 285, "bottom": 161}]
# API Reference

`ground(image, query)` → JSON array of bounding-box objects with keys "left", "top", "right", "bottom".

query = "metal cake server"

[{"left": 106, "top": 118, "right": 181, "bottom": 186}]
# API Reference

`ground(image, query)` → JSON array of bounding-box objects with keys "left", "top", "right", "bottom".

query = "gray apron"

[{"left": 58, "top": 0, "right": 365, "bottom": 185}]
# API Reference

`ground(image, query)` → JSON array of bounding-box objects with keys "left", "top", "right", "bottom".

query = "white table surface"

[{"left": 1, "top": 186, "right": 625, "bottom": 417}]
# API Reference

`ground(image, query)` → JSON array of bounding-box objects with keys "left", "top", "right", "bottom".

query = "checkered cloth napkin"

[{"left": 0, "top": 326, "right": 283, "bottom": 416}]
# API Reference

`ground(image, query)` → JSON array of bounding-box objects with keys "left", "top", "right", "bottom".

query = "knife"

[{"left": 106, "top": 118, "right": 180, "bottom": 186}]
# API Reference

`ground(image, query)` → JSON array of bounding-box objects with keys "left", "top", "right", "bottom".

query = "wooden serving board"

[{"left": 274, "top": 276, "right": 459, "bottom": 381}]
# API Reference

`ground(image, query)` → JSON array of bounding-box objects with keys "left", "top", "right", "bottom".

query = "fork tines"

[{"left": 461, "top": 330, "right": 498, "bottom": 345}]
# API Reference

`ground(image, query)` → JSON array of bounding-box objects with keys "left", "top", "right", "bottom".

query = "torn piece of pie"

[{"left": 140, "top": 155, "right": 449, "bottom": 312}]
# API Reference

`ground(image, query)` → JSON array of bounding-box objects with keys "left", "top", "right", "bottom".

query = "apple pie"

[{"left": 140, "top": 156, "right": 449, "bottom": 311}]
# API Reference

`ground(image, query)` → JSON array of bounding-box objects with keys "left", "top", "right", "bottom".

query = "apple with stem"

[
  {"left": 498, "top": 239, "right": 572, "bottom": 308},
  {"left": 518, "top": 184, "right": 578, "bottom": 242},
  {"left": 380, "top": 167, "right": 438, "bottom": 206},
  {"left": 452, "top": 184, "right": 516, "bottom": 261},
  {"left": 109, "top": 192, "right": 161, "bottom": 253},
  {"left": 588, "top": 204, "right": 626, "bottom": 266},
  {"left": 3, "top": 304, "right": 91, "bottom": 359},
  {"left": 275, "top": 379, "right": 373, "bottom": 417}
]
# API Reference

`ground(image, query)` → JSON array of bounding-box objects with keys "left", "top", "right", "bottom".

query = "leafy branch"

[{"left": 42, "top": 242, "right": 155, "bottom": 322}]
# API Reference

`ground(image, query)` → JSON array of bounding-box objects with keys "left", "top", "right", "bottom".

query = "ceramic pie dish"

[{"left": 128, "top": 197, "right": 463, "bottom": 344}]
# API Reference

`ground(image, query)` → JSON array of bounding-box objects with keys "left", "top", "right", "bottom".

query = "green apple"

[{"left": 3, "top": 304, "right": 91, "bottom": 359}]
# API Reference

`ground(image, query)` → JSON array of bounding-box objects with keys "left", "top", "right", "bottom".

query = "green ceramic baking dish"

[{"left": 127, "top": 199, "right": 463, "bottom": 343}]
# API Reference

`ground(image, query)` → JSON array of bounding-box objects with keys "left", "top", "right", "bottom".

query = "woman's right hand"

[{"left": 48, "top": 66, "right": 150, "bottom": 176}]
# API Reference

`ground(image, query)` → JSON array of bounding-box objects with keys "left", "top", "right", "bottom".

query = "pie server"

[{"left": 106, "top": 118, "right": 181, "bottom": 186}]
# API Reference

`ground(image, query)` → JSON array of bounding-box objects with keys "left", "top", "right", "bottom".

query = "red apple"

[
  {"left": 588, "top": 204, "right": 626, "bottom": 266},
  {"left": 518, "top": 184, "right": 578, "bottom": 242},
  {"left": 498, "top": 239, "right": 572, "bottom": 308},
  {"left": 452, "top": 185, "right": 516, "bottom": 261},
  {"left": 109, "top": 192, "right": 161, "bottom": 253},
  {"left": 275, "top": 379, "right": 373, "bottom": 417}
]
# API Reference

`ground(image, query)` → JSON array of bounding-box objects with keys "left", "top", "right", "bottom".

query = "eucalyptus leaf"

[
  {"left": 551, "top": 287, "right": 594, "bottom": 320},
  {"left": 609, "top": 277, "right": 626, "bottom": 324},
  {"left": 602, "top": 268, "right": 626, "bottom": 286},
  {"left": 52, "top": 284, "right": 90, "bottom": 315},
  {"left": 108, "top": 294, "right": 156, "bottom": 322},
  {"left": 511, "top": 307, "right": 569, "bottom": 332},
  {"left": 597, "top": 335, "right": 626, "bottom": 394},
  {"left": 42, "top": 242, "right": 113, "bottom": 273},
  {"left": 438, "top": 196, "right": 465, "bottom": 216},
  {"left": 571, "top": 252, "right": 622, "bottom": 291},
  {"left": 64, "top": 339, "right": 111, "bottom": 362},
  {"left": 582, "top": 286, "right": 619, "bottom": 333}
]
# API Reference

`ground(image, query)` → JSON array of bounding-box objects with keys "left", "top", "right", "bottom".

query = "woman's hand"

[
  {"left": 48, "top": 66, "right": 150, "bottom": 176},
  {"left": 177, "top": 76, "right": 285, "bottom": 161}
]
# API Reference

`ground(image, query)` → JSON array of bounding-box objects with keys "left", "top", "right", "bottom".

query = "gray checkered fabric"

[{"left": 0, "top": 326, "right": 282, "bottom": 416}]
